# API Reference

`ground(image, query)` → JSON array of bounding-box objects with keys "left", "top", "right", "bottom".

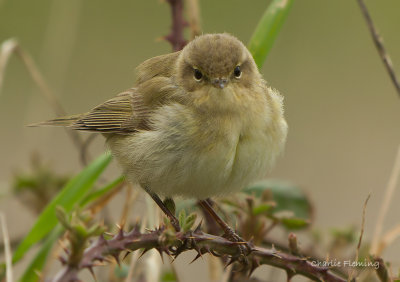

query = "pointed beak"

[{"left": 212, "top": 78, "right": 228, "bottom": 89}]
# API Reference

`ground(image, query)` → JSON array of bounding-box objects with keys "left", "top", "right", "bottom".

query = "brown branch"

[
  {"left": 371, "top": 256, "right": 390, "bottom": 282},
  {"left": 349, "top": 194, "right": 370, "bottom": 281},
  {"left": 357, "top": 0, "right": 400, "bottom": 98},
  {"left": 165, "top": 0, "right": 188, "bottom": 51},
  {"left": 49, "top": 226, "right": 346, "bottom": 282}
]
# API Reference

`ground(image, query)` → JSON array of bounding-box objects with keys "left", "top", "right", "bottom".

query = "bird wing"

[
  {"left": 31, "top": 52, "right": 181, "bottom": 133},
  {"left": 70, "top": 88, "right": 150, "bottom": 134},
  {"left": 135, "top": 51, "right": 180, "bottom": 84}
]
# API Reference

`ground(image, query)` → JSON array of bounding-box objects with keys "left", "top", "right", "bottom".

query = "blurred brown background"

[{"left": 0, "top": 0, "right": 399, "bottom": 280}]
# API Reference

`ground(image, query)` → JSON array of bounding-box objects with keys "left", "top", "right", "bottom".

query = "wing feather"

[{"left": 71, "top": 88, "right": 149, "bottom": 133}]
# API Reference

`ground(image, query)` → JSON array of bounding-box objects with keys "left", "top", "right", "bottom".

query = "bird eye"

[
  {"left": 234, "top": 66, "right": 242, "bottom": 78},
  {"left": 193, "top": 69, "right": 203, "bottom": 81}
]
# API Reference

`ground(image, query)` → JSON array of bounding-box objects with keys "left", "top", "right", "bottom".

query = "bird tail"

[{"left": 28, "top": 114, "right": 82, "bottom": 127}]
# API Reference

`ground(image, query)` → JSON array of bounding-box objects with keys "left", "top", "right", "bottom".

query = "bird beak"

[{"left": 212, "top": 78, "right": 228, "bottom": 89}]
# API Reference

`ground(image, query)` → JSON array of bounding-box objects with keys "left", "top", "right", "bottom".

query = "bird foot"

[{"left": 223, "top": 226, "right": 252, "bottom": 264}]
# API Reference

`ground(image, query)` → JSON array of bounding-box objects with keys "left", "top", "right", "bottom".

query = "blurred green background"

[{"left": 0, "top": 0, "right": 399, "bottom": 279}]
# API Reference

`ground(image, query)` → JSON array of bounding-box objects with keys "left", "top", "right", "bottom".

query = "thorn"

[
  {"left": 189, "top": 253, "right": 202, "bottom": 264},
  {"left": 194, "top": 220, "right": 203, "bottom": 234},
  {"left": 156, "top": 247, "right": 165, "bottom": 263},
  {"left": 122, "top": 251, "right": 131, "bottom": 261},
  {"left": 225, "top": 257, "right": 237, "bottom": 269},
  {"left": 139, "top": 248, "right": 150, "bottom": 259},
  {"left": 116, "top": 227, "right": 124, "bottom": 240},
  {"left": 98, "top": 234, "right": 107, "bottom": 246},
  {"left": 87, "top": 266, "right": 96, "bottom": 281},
  {"left": 127, "top": 224, "right": 140, "bottom": 237},
  {"left": 270, "top": 244, "right": 282, "bottom": 258},
  {"left": 286, "top": 269, "right": 295, "bottom": 281}
]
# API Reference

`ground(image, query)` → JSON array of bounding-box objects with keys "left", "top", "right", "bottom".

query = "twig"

[
  {"left": 0, "top": 212, "right": 13, "bottom": 282},
  {"left": 0, "top": 39, "right": 18, "bottom": 93},
  {"left": 50, "top": 226, "right": 346, "bottom": 282},
  {"left": 371, "top": 256, "right": 391, "bottom": 282},
  {"left": 79, "top": 134, "right": 97, "bottom": 166},
  {"left": 0, "top": 38, "right": 92, "bottom": 166},
  {"left": 370, "top": 144, "right": 400, "bottom": 255},
  {"left": 377, "top": 224, "right": 400, "bottom": 257},
  {"left": 165, "top": 0, "right": 188, "bottom": 51},
  {"left": 357, "top": 0, "right": 400, "bottom": 98},
  {"left": 349, "top": 194, "right": 370, "bottom": 281}
]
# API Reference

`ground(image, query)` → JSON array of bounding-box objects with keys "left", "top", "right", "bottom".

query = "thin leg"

[
  {"left": 198, "top": 199, "right": 250, "bottom": 253},
  {"left": 198, "top": 199, "right": 235, "bottom": 236},
  {"left": 146, "top": 190, "right": 181, "bottom": 232}
]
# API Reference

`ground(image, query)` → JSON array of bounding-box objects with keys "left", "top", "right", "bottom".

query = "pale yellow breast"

[{"left": 107, "top": 87, "right": 287, "bottom": 199}]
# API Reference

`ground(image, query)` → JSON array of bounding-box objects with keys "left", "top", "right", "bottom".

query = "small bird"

[{"left": 33, "top": 33, "right": 288, "bottom": 235}]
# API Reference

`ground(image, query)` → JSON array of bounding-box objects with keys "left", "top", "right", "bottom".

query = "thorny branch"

[
  {"left": 50, "top": 225, "right": 347, "bottom": 282},
  {"left": 165, "top": 0, "right": 188, "bottom": 51},
  {"left": 357, "top": 0, "right": 400, "bottom": 98}
]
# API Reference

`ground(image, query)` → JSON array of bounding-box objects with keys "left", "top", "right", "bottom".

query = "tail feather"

[{"left": 28, "top": 114, "right": 82, "bottom": 127}]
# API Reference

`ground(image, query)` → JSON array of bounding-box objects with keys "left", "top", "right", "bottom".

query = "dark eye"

[
  {"left": 193, "top": 69, "right": 203, "bottom": 81},
  {"left": 234, "top": 66, "right": 241, "bottom": 78}
]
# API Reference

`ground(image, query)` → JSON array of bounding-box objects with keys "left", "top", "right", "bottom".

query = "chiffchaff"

[{"left": 34, "top": 33, "right": 287, "bottom": 231}]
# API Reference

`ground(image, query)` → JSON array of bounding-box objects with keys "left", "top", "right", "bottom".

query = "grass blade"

[
  {"left": 13, "top": 152, "right": 112, "bottom": 263},
  {"left": 248, "top": 0, "right": 294, "bottom": 68}
]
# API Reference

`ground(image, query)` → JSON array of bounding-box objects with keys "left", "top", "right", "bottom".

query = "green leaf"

[
  {"left": 80, "top": 175, "right": 124, "bottom": 207},
  {"left": 178, "top": 209, "right": 186, "bottom": 227},
  {"left": 13, "top": 152, "right": 112, "bottom": 264},
  {"left": 163, "top": 198, "right": 176, "bottom": 216},
  {"left": 280, "top": 217, "right": 309, "bottom": 230},
  {"left": 244, "top": 180, "right": 313, "bottom": 221},
  {"left": 19, "top": 225, "right": 63, "bottom": 282},
  {"left": 248, "top": 0, "right": 294, "bottom": 68},
  {"left": 252, "top": 203, "right": 275, "bottom": 215},
  {"left": 183, "top": 213, "right": 197, "bottom": 232}
]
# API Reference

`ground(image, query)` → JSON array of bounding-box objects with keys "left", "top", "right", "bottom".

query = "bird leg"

[
  {"left": 146, "top": 190, "right": 181, "bottom": 232},
  {"left": 198, "top": 199, "right": 251, "bottom": 256}
]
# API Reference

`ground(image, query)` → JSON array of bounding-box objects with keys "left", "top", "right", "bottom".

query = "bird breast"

[{"left": 107, "top": 99, "right": 285, "bottom": 199}]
